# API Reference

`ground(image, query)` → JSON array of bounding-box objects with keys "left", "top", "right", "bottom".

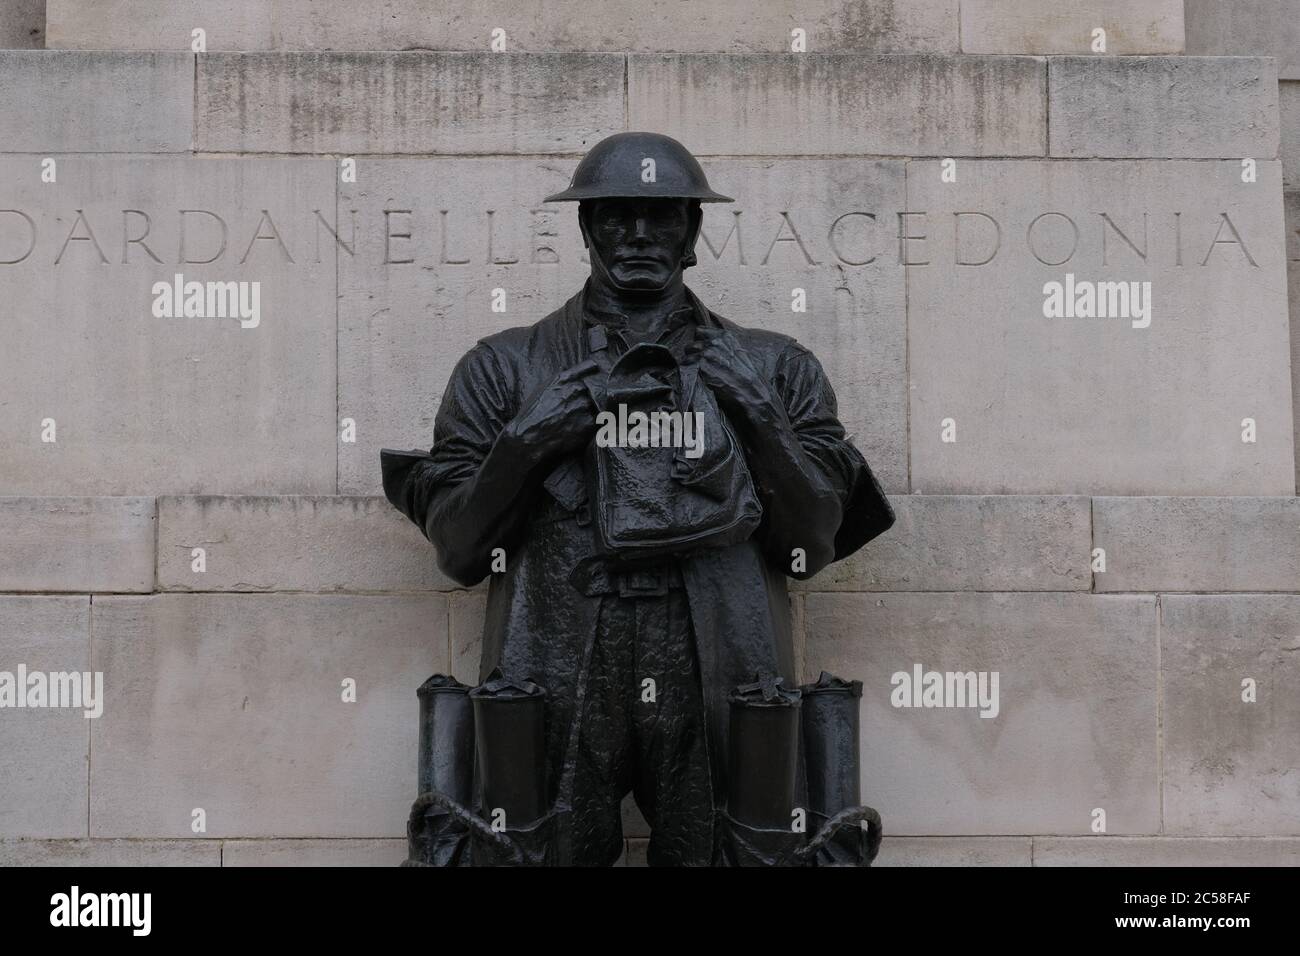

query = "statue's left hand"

[{"left": 684, "top": 328, "right": 775, "bottom": 420}]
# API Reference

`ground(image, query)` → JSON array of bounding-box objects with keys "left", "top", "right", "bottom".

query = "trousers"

[{"left": 567, "top": 583, "right": 715, "bottom": 866}]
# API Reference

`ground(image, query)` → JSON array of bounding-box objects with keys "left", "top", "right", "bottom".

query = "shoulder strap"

[
  {"left": 678, "top": 362, "right": 699, "bottom": 409},
  {"left": 587, "top": 324, "right": 610, "bottom": 360},
  {"left": 584, "top": 325, "right": 613, "bottom": 408}
]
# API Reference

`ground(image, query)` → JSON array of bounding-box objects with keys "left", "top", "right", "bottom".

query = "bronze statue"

[{"left": 383, "top": 132, "right": 894, "bottom": 866}]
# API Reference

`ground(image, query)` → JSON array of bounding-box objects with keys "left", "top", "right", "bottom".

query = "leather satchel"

[{"left": 582, "top": 326, "right": 763, "bottom": 563}]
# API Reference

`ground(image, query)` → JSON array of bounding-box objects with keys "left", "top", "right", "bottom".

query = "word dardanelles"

[{"left": 0, "top": 208, "right": 1262, "bottom": 269}]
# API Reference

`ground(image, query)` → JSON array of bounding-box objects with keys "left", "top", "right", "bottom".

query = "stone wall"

[
  {"left": 1, "top": 0, "right": 1297, "bottom": 867},
  {"left": 0, "top": 0, "right": 41, "bottom": 49}
]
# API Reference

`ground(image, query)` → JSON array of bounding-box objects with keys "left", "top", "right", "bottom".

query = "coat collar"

[{"left": 565, "top": 278, "right": 725, "bottom": 340}]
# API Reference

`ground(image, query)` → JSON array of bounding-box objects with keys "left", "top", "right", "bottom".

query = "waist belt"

[{"left": 568, "top": 559, "right": 686, "bottom": 598}]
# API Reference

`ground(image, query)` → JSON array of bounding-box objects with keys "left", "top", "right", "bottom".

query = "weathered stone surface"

[
  {"left": 1281, "top": 83, "right": 1300, "bottom": 187},
  {"left": 449, "top": 590, "right": 486, "bottom": 685},
  {"left": 1034, "top": 836, "right": 1300, "bottom": 866},
  {"left": 962, "top": 0, "right": 1183, "bottom": 55},
  {"left": 1161, "top": 596, "right": 1300, "bottom": 836},
  {"left": 157, "top": 496, "right": 454, "bottom": 592},
  {"left": 0, "top": 839, "right": 220, "bottom": 865},
  {"left": 1093, "top": 498, "right": 1300, "bottom": 592},
  {"left": 1290, "top": 191, "right": 1300, "bottom": 493},
  {"left": 335, "top": 157, "right": 581, "bottom": 496},
  {"left": 621, "top": 795, "right": 649, "bottom": 839},
  {"left": 1048, "top": 57, "right": 1279, "bottom": 159},
  {"left": 790, "top": 593, "right": 806, "bottom": 683},
  {"left": 221, "top": 838, "right": 406, "bottom": 866},
  {"left": 337, "top": 157, "right": 907, "bottom": 494},
  {"left": 0, "top": 156, "right": 336, "bottom": 496},
  {"left": 876, "top": 836, "right": 1031, "bottom": 866},
  {"left": 796, "top": 495, "right": 1091, "bottom": 591},
  {"left": 804, "top": 592, "right": 1158, "bottom": 834},
  {"left": 48, "top": 0, "right": 960, "bottom": 53},
  {"left": 90, "top": 594, "right": 446, "bottom": 837},
  {"left": 0, "top": 497, "right": 155, "bottom": 592},
  {"left": 0, "top": 52, "right": 192, "bottom": 151},
  {"left": 628, "top": 54, "right": 1045, "bottom": 157},
  {"left": 906, "top": 160, "right": 1294, "bottom": 495},
  {"left": 0, "top": 597, "right": 90, "bottom": 838},
  {"left": 46, "top": 0, "right": 269, "bottom": 50},
  {"left": 0, "top": 0, "right": 44, "bottom": 48},
  {"left": 1185, "top": 0, "right": 1300, "bottom": 80},
  {"left": 625, "top": 838, "right": 647, "bottom": 866},
  {"left": 1293, "top": 289, "right": 1300, "bottom": 491},
  {"left": 1287, "top": 191, "right": 1300, "bottom": 263},
  {"left": 195, "top": 52, "right": 625, "bottom": 154}
]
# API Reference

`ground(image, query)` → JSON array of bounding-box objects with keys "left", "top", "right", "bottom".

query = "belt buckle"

[{"left": 618, "top": 567, "right": 669, "bottom": 598}]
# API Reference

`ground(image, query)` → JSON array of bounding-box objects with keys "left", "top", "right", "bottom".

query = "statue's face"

[{"left": 582, "top": 198, "right": 695, "bottom": 291}]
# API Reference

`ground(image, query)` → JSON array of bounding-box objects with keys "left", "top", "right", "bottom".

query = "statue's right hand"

[{"left": 503, "top": 358, "right": 602, "bottom": 462}]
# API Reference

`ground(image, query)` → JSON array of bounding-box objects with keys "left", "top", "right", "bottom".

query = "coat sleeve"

[
  {"left": 380, "top": 342, "right": 536, "bottom": 586},
  {"left": 771, "top": 342, "right": 895, "bottom": 563}
]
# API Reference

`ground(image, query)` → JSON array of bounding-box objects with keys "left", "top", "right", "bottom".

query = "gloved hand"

[
  {"left": 503, "top": 357, "right": 603, "bottom": 464},
  {"left": 683, "top": 327, "right": 774, "bottom": 416}
]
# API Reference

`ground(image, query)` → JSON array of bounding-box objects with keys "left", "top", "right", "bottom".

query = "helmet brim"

[{"left": 543, "top": 185, "right": 734, "bottom": 203}]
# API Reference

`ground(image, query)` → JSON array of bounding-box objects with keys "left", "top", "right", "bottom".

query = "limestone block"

[
  {"left": 1290, "top": 191, "right": 1300, "bottom": 492},
  {"left": 961, "top": 0, "right": 1183, "bottom": 55},
  {"left": 1093, "top": 498, "right": 1300, "bottom": 592},
  {"left": 625, "top": 838, "right": 647, "bottom": 866},
  {"left": 0, "top": 156, "right": 337, "bottom": 495},
  {"left": 1161, "top": 595, "right": 1300, "bottom": 836},
  {"left": 449, "top": 590, "right": 486, "bottom": 686},
  {"left": 90, "top": 593, "right": 447, "bottom": 837},
  {"left": 336, "top": 157, "right": 908, "bottom": 494},
  {"left": 628, "top": 54, "right": 1046, "bottom": 156},
  {"left": 47, "top": 0, "right": 960, "bottom": 53},
  {"left": 875, "top": 836, "right": 1031, "bottom": 866},
  {"left": 156, "top": 496, "right": 453, "bottom": 592},
  {"left": 195, "top": 52, "right": 625, "bottom": 154},
  {"left": 621, "top": 795, "right": 650, "bottom": 839},
  {"left": 1185, "top": 0, "right": 1300, "bottom": 80},
  {"left": 221, "top": 838, "right": 406, "bottom": 866},
  {"left": 1286, "top": 190, "right": 1300, "bottom": 263},
  {"left": 1281, "top": 83, "right": 1300, "bottom": 187},
  {"left": 906, "top": 159, "right": 1294, "bottom": 495},
  {"left": 46, "top": 1, "right": 270, "bottom": 51},
  {"left": 0, "top": 839, "right": 219, "bottom": 865},
  {"left": 1049, "top": 57, "right": 1279, "bottom": 159},
  {"left": 0, "top": 596, "right": 90, "bottom": 838},
  {"left": 796, "top": 495, "right": 1091, "bottom": 591},
  {"left": 790, "top": 592, "right": 806, "bottom": 683},
  {"left": 0, "top": 51, "right": 191, "bottom": 151},
  {"left": 0, "top": 0, "right": 44, "bottom": 48},
  {"left": 0, "top": 497, "right": 154, "bottom": 592},
  {"left": 804, "top": 592, "right": 1159, "bottom": 834},
  {"left": 1034, "top": 836, "right": 1300, "bottom": 866}
]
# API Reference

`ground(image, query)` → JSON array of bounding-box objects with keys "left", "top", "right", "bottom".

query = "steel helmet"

[{"left": 544, "top": 131, "right": 734, "bottom": 203}]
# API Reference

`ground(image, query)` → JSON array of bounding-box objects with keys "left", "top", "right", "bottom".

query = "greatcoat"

[{"left": 382, "top": 279, "right": 895, "bottom": 864}]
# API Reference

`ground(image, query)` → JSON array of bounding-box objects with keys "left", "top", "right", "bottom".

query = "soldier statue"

[{"left": 383, "top": 131, "right": 894, "bottom": 866}]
